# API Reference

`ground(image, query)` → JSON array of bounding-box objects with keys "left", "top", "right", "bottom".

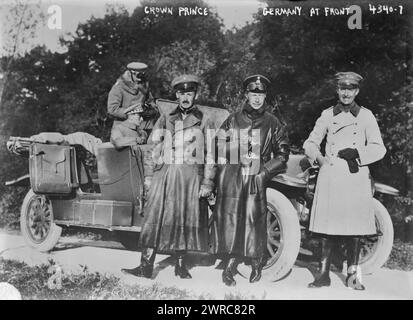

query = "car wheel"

[
  {"left": 20, "top": 189, "right": 61, "bottom": 252},
  {"left": 358, "top": 199, "right": 394, "bottom": 275},
  {"left": 237, "top": 189, "right": 301, "bottom": 281}
]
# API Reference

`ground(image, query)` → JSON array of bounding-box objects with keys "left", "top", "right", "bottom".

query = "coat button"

[{"left": 353, "top": 132, "right": 357, "bottom": 134}]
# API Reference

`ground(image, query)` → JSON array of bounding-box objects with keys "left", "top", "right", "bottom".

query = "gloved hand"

[
  {"left": 338, "top": 148, "right": 360, "bottom": 173},
  {"left": 199, "top": 184, "right": 213, "bottom": 198},
  {"left": 337, "top": 148, "right": 359, "bottom": 161},
  {"left": 347, "top": 159, "right": 359, "bottom": 173}
]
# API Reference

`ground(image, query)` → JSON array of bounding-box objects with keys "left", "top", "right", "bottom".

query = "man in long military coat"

[
  {"left": 210, "top": 75, "right": 290, "bottom": 286},
  {"left": 107, "top": 62, "right": 159, "bottom": 132},
  {"left": 121, "top": 75, "right": 215, "bottom": 279},
  {"left": 303, "top": 72, "right": 386, "bottom": 290}
]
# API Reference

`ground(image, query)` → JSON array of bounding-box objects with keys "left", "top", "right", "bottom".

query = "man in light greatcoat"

[
  {"left": 107, "top": 62, "right": 159, "bottom": 132},
  {"left": 303, "top": 72, "right": 386, "bottom": 290}
]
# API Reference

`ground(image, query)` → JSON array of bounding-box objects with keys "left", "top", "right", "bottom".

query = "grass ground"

[
  {"left": 383, "top": 239, "right": 413, "bottom": 271},
  {"left": 0, "top": 259, "right": 267, "bottom": 300}
]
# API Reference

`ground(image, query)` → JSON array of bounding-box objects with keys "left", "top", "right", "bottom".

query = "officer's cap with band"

[
  {"left": 335, "top": 72, "right": 363, "bottom": 89},
  {"left": 127, "top": 62, "right": 148, "bottom": 72},
  {"left": 172, "top": 74, "right": 200, "bottom": 92},
  {"left": 243, "top": 74, "right": 271, "bottom": 93}
]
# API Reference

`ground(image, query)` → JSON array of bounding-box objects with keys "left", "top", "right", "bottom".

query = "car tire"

[
  {"left": 237, "top": 189, "right": 301, "bottom": 282},
  {"left": 358, "top": 199, "right": 394, "bottom": 275},
  {"left": 20, "top": 189, "right": 62, "bottom": 252}
]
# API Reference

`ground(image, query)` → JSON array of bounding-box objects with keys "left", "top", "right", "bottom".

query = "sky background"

[{"left": 1, "top": 0, "right": 264, "bottom": 55}]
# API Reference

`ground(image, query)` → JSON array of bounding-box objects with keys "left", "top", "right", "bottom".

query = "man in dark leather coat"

[
  {"left": 121, "top": 75, "right": 215, "bottom": 279},
  {"left": 210, "top": 75, "right": 290, "bottom": 286}
]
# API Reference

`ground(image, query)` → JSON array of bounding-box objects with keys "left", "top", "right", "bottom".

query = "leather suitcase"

[{"left": 29, "top": 143, "right": 78, "bottom": 194}]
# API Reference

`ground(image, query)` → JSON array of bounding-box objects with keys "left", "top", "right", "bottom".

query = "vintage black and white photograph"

[{"left": 0, "top": 0, "right": 411, "bottom": 302}]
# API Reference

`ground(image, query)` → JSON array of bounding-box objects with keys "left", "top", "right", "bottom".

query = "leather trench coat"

[
  {"left": 139, "top": 106, "right": 216, "bottom": 253},
  {"left": 209, "top": 103, "right": 289, "bottom": 259}
]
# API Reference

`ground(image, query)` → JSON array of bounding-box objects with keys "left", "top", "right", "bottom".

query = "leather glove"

[
  {"left": 337, "top": 148, "right": 359, "bottom": 161},
  {"left": 199, "top": 184, "right": 213, "bottom": 198},
  {"left": 347, "top": 159, "right": 359, "bottom": 173},
  {"left": 338, "top": 148, "right": 359, "bottom": 173}
]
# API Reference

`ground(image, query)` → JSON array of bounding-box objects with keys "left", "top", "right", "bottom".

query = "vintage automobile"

[{"left": 5, "top": 99, "right": 399, "bottom": 281}]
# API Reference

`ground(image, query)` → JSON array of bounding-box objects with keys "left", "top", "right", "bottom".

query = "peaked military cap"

[
  {"left": 335, "top": 72, "right": 363, "bottom": 89},
  {"left": 243, "top": 74, "right": 271, "bottom": 93},
  {"left": 171, "top": 74, "right": 200, "bottom": 92},
  {"left": 126, "top": 62, "right": 148, "bottom": 72}
]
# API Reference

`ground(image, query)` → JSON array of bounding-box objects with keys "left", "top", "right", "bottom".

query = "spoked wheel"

[
  {"left": 265, "top": 203, "right": 285, "bottom": 269},
  {"left": 237, "top": 189, "right": 301, "bottom": 281},
  {"left": 20, "top": 189, "right": 61, "bottom": 252}
]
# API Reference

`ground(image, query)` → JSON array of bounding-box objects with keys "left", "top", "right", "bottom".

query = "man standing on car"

[
  {"left": 303, "top": 72, "right": 386, "bottom": 290},
  {"left": 210, "top": 75, "right": 290, "bottom": 286},
  {"left": 121, "top": 74, "right": 215, "bottom": 279},
  {"left": 107, "top": 62, "right": 159, "bottom": 133}
]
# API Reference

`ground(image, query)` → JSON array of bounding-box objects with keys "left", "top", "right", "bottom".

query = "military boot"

[
  {"left": 174, "top": 253, "right": 192, "bottom": 279},
  {"left": 250, "top": 256, "right": 265, "bottom": 283},
  {"left": 308, "top": 237, "right": 333, "bottom": 288},
  {"left": 222, "top": 257, "right": 238, "bottom": 287},
  {"left": 121, "top": 248, "right": 155, "bottom": 278},
  {"left": 345, "top": 237, "right": 365, "bottom": 290}
]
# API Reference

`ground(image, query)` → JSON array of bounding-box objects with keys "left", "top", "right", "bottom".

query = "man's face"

[
  {"left": 337, "top": 87, "right": 359, "bottom": 105},
  {"left": 128, "top": 113, "right": 143, "bottom": 126},
  {"left": 246, "top": 92, "right": 266, "bottom": 110},
  {"left": 176, "top": 91, "right": 196, "bottom": 109}
]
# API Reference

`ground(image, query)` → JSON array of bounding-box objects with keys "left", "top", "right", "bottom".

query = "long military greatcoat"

[
  {"left": 138, "top": 106, "right": 215, "bottom": 253},
  {"left": 303, "top": 103, "right": 386, "bottom": 235},
  {"left": 210, "top": 103, "right": 289, "bottom": 259}
]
